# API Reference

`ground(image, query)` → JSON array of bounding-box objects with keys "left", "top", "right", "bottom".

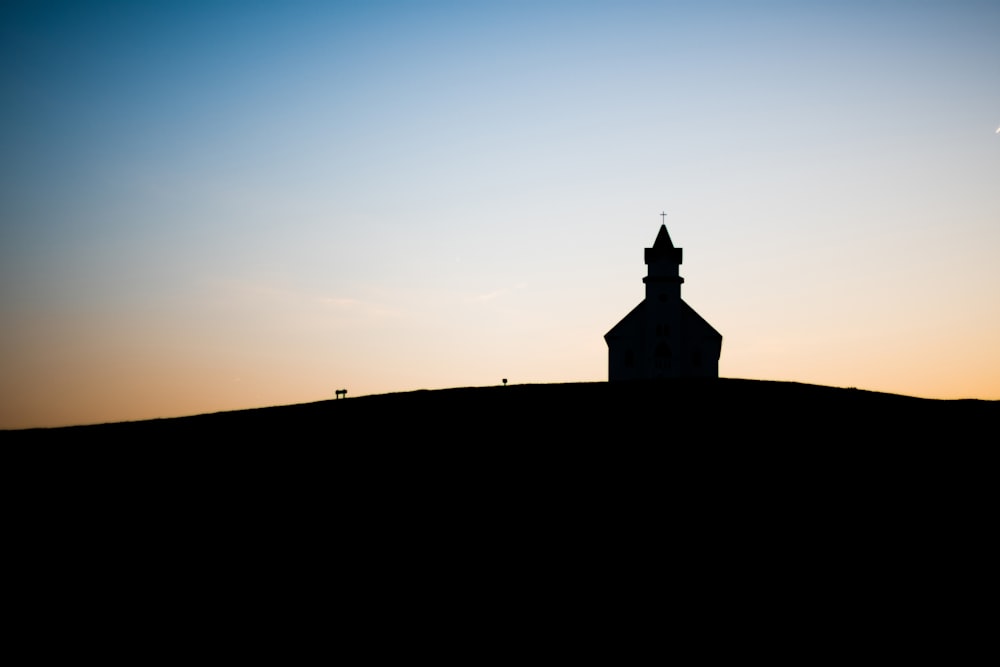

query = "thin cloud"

[
  {"left": 467, "top": 289, "right": 509, "bottom": 303},
  {"left": 466, "top": 283, "right": 528, "bottom": 304},
  {"left": 319, "top": 297, "right": 361, "bottom": 308},
  {"left": 209, "top": 277, "right": 402, "bottom": 318}
]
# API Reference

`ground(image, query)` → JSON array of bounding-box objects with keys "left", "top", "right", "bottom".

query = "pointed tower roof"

[
  {"left": 652, "top": 223, "right": 675, "bottom": 249},
  {"left": 645, "top": 224, "right": 683, "bottom": 265}
]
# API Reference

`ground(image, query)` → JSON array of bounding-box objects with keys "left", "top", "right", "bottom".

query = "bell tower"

[
  {"left": 643, "top": 222, "right": 684, "bottom": 303},
  {"left": 642, "top": 222, "right": 684, "bottom": 376}
]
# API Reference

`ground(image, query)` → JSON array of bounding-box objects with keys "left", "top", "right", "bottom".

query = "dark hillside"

[
  {"left": 6, "top": 378, "right": 995, "bottom": 443},
  {"left": 5, "top": 378, "right": 992, "bottom": 608}
]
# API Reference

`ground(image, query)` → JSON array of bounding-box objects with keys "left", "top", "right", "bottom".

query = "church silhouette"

[{"left": 605, "top": 223, "right": 722, "bottom": 380}]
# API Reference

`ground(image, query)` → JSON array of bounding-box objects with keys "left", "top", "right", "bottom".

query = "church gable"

[
  {"left": 604, "top": 301, "right": 645, "bottom": 342},
  {"left": 604, "top": 302, "right": 645, "bottom": 375}
]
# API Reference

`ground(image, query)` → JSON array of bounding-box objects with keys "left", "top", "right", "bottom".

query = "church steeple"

[{"left": 643, "top": 223, "right": 684, "bottom": 300}]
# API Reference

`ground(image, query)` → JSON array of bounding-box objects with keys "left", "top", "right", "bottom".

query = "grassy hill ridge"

[{"left": 5, "top": 378, "right": 996, "bottom": 441}]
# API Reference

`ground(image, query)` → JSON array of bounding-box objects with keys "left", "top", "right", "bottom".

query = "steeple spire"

[
  {"left": 652, "top": 223, "right": 675, "bottom": 250},
  {"left": 645, "top": 224, "right": 683, "bottom": 265}
]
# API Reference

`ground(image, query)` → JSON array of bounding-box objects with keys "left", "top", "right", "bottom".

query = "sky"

[{"left": 2, "top": 0, "right": 998, "bottom": 428}]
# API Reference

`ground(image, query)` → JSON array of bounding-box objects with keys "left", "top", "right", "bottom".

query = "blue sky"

[{"left": 2, "top": 1, "right": 999, "bottom": 427}]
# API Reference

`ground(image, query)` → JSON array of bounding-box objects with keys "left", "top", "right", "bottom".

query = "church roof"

[{"left": 604, "top": 299, "right": 722, "bottom": 343}]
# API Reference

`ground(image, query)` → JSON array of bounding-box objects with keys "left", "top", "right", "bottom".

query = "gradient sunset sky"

[{"left": 2, "top": 1, "right": 999, "bottom": 428}]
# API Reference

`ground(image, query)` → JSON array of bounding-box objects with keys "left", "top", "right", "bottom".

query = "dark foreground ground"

[{"left": 4, "top": 378, "right": 993, "bottom": 643}]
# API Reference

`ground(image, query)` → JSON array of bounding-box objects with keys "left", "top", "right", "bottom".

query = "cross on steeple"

[{"left": 660, "top": 211, "right": 668, "bottom": 225}]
